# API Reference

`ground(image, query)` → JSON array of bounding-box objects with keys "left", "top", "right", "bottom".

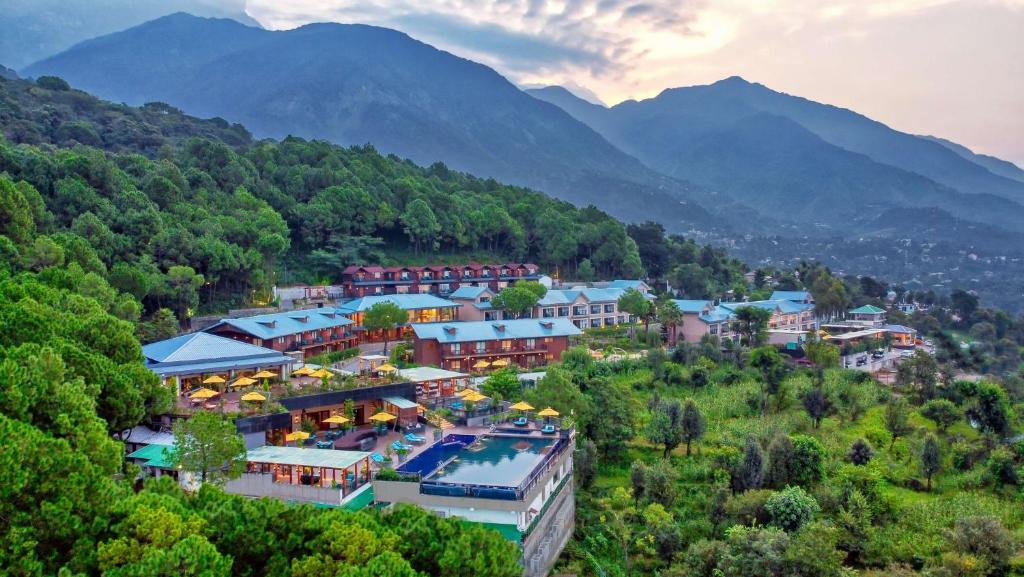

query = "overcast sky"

[{"left": 245, "top": 0, "right": 1024, "bottom": 164}]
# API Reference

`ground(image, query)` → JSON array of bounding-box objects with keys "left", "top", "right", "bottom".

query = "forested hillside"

[
  {"left": 0, "top": 74, "right": 681, "bottom": 330},
  {"left": 23, "top": 13, "right": 720, "bottom": 233}
]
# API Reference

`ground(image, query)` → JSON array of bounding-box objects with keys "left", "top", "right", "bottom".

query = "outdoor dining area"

[
  {"left": 226, "top": 445, "right": 373, "bottom": 503},
  {"left": 179, "top": 370, "right": 280, "bottom": 413},
  {"left": 506, "top": 402, "right": 562, "bottom": 434}
]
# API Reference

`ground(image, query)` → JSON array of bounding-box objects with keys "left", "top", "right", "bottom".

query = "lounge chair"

[
  {"left": 405, "top": 433, "right": 426, "bottom": 444},
  {"left": 513, "top": 416, "right": 529, "bottom": 427},
  {"left": 316, "top": 440, "right": 334, "bottom": 449},
  {"left": 391, "top": 440, "right": 413, "bottom": 452},
  {"left": 450, "top": 401, "right": 463, "bottom": 410},
  {"left": 371, "top": 453, "right": 385, "bottom": 464},
  {"left": 541, "top": 424, "right": 556, "bottom": 434}
]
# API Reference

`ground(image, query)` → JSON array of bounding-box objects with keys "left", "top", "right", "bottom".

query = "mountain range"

[
  {"left": 18, "top": 12, "right": 1024, "bottom": 245},
  {"left": 21, "top": 13, "right": 717, "bottom": 234}
]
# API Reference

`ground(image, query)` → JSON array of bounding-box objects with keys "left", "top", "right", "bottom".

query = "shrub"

[
  {"left": 948, "top": 516, "right": 1016, "bottom": 576},
  {"left": 848, "top": 438, "right": 875, "bottom": 466},
  {"left": 790, "top": 435, "right": 825, "bottom": 486},
  {"left": 726, "top": 489, "right": 773, "bottom": 526},
  {"left": 766, "top": 486, "right": 820, "bottom": 532},
  {"left": 984, "top": 448, "right": 1019, "bottom": 487}
]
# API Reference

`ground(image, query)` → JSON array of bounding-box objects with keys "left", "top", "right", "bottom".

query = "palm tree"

[{"left": 658, "top": 299, "right": 683, "bottom": 345}]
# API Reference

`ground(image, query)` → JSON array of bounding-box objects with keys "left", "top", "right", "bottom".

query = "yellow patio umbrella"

[
  {"left": 285, "top": 431, "right": 310, "bottom": 442},
  {"left": 323, "top": 415, "right": 350, "bottom": 425},
  {"left": 537, "top": 407, "right": 560, "bottom": 417},
  {"left": 309, "top": 368, "right": 334, "bottom": 379},
  {"left": 188, "top": 387, "right": 218, "bottom": 400},
  {"left": 202, "top": 375, "right": 226, "bottom": 385},
  {"left": 509, "top": 401, "right": 534, "bottom": 411},
  {"left": 369, "top": 411, "right": 397, "bottom": 423},
  {"left": 230, "top": 376, "right": 257, "bottom": 388},
  {"left": 472, "top": 360, "right": 491, "bottom": 369},
  {"left": 376, "top": 363, "right": 398, "bottom": 373},
  {"left": 491, "top": 358, "right": 509, "bottom": 367},
  {"left": 455, "top": 388, "right": 474, "bottom": 398},
  {"left": 292, "top": 366, "right": 316, "bottom": 376},
  {"left": 240, "top": 391, "right": 267, "bottom": 402},
  {"left": 253, "top": 370, "right": 277, "bottom": 379},
  {"left": 462, "top": 391, "right": 487, "bottom": 403}
]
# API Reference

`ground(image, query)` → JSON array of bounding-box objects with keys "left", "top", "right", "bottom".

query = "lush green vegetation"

[
  {"left": 524, "top": 344, "right": 1024, "bottom": 576},
  {"left": 0, "top": 246, "right": 520, "bottom": 577},
  {"left": 0, "top": 74, "right": 653, "bottom": 330}
]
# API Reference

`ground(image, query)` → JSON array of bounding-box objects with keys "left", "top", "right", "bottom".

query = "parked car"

[
  {"left": 900, "top": 350, "right": 915, "bottom": 359},
  {"left": 856, "top": 356, "right": 868, "bottom": 366},
  {"left": 871, "top": 350, "right": 885, "bottom": 359}
]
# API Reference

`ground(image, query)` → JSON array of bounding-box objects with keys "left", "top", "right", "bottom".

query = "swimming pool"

[{"left": 425, "top": 435, "right": 554, "bottom": 488}]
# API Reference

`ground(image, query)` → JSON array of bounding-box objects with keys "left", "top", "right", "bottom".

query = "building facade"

[
  {"left": 340, "top": 263, "right": 541, "bottom": 298},
  {"left": 411, "top": 318, "right": 582, "bottom": 371},
  {"left": 337, "top": 294, "right": 461, "bottom": 343},
  {"left": 670, "top": 297, "right": 817, "bottom": 345},
  {"left": 205, "top": 309, "right": 357, "bottom": 358}
]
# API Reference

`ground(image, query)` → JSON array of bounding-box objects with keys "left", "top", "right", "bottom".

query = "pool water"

[{"left": 427, "top": 436, "right": 554, "bottom": 487}]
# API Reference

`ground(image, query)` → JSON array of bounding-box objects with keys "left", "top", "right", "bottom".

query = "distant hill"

[
  {"left": 0, "top": 0, "right": 259, "bottom": 70},
  {"left": 528, "top": 78, "right": 1024, "bottom": 233},
  {"left": 0, "top": 65, "right": 16, "bottom": 80},
  {"left": 920, "top": 134, "right": 1024, "bottom": 184},
  {"left": 24, "top": 13, "right": 721, "bottom": 234}
]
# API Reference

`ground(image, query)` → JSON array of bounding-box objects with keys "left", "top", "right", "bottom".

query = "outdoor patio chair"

[
  {"left": 405, "top": 433, "right": 426, "bottom": 444},
  {"left": 513, "top": 416, "right": 529, "bottom": 427},
  {"left": 391, "top": 440, "right": 413, "bottom": 452},
  {"left": 541, "top": 424, "right": 556, "bottom": 434},
  {"left": 316, "top": 440, "right": 333, "bottom": 449},
  {"left": 371, "top": 453, "right": 385, "bottom": 464}
]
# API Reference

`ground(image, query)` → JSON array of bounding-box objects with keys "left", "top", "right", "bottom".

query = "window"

[
  {"left": 374, "top": 287, "right": 382, "bottom": 294},
  {"left": 543, "top": 308, "right": 554, "bottom": 318},
  {"left": 475, "top": 341, "right": 486, "bottom": 353},
  {"left": 524, "top": 338, "right": 536, "bottom": 350},
  {"left": 557, "top": 306, "right": 569, "bottom": 317},
  {"left": 604, "top": 304, "right": 615, "bottom": 313},
  {"left": 480, "top": 296, "right": 491, "bottom": 303},
  {"left": 574, "top": 320, "right": 586, "bottom": 329},
  {"left": 573, "top": 305, "right": 587, "bottom": 316},
  {"left": 618, "top": 316, "right": 625, "bottom": 324},
  {"left": 590, "top": 304, "right": 601, "bottom": 314},
  {"left": 443, "top": 271, "right": 452, "bottom": 279},
  {"left": 450, "top": 343, "right": 461, "bottom": 355},
  {"left": 590, "top": 318, "right": 601, "bottom": 328},
  {"left": 449, "top": 361, "right": 460, "bottom": 370},
  {"left": 485, "top": 312, "right": 498, "bottom": 321},
  {"left": 400, "top": 272, "right": 409, "bottom": 280},
  {"left": 709, "top": 324, "right": 719, "bottom": 335},
  {"left": 604, "top": 317, "right": 614, "bottom": 326},
  {"left": 277, "top": 337, "right": 285, "bottom": 344},
  {"left": 439, "top": 283, "right": 449, "bottom": 292},
  {"left": 373, "top": 272, "right": 381, "bottom": 279},
  {"left": 501, "top": 340, "right": 512, "bottom": 351}
]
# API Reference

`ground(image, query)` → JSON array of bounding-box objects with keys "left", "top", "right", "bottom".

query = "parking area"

[{"left": 841, "top": 349, "right": 907, "bottom": 372}]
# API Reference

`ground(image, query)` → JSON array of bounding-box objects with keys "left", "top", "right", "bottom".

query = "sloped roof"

[
  {"left": 770, "top": 291, "right": 812, "bottom": 302},
  {"left": 411, "top": 318, "right": 582, "bottom": 343},
  {"left": 721, "top": 299, "right": 813, "bottom": 315},
  {"left": 607, "top": 280, "right": 647, "bottom": 290},
  {"left": 449, "top": 286, "right": 492, "bottom": 300},
  {"left": 672, "top": 299, "right": 713, "bottom": 314},
  {"left": 127, "top": 443, "right": 176, "bottom": 469},
  {"left": 336, "top": 294, "right": 460, "bottom": 313},
  {"left": 850, "top": 304, "right": 886, "bottom": 314},
  {"left": 142, "top": 332, "right": 293, "bottom": 376},
  {"left": 206, "top": 310, "right": 352, "bottom": 340},
  {"left": 143, "top": 332, "right": 282, "bottom": 363},
  {"left": 882, "top": 324, "right": 916, "bottom": 334},
  {"left": 537, "top": 287, "right": 626, "bottom": 306}
]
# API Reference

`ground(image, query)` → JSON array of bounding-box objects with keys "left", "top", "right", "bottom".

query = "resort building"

[
  {"left": 337, "top": 294, "right": 460, "bottom": 343},
  {"left": 225, "top": 445, "right": 373, "bottom": 507},
  {"left": 376, "top": 428, "right": 576, "bottom": 577},
  {"left": 598, "top": 279, "right": 653, "bottom": 294},
  {"left": 397, "top": 366, "right": 471, "bottom": 402},
  {"left": 669, "top": 298, "right": 817, "bottom": 345},
  {"left": 340, "top": 263, "right": 541, "bottom": 298},
  {"left": 411, "top": 318, "right": 582, "bottom": 371},
  {"left": 142, "top": 332, "right": 295, "bottom": 398},
  {"left": 533, "top": 287, "right": 637, "bottom": 330},
  {"left": 449, "top": 285, "right": 500, "bottom": 321},
  {"left": 770, "top": 290, "right": 815, "bottom": 304},
  {"left": 848, "top": 304, "right": 887, "bottom": 326},
  {"left": 204, "top": 309, "right": 357, "bottom": 358}
]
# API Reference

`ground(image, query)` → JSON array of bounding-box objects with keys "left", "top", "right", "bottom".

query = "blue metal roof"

[
  {"left": 770, "top": 291, "right": 811, "bottom": 302},
  {"left": 142, "top": 332, "right": 294, "bottom": 377},
  {"left": 337, "top": 294, "right": 460, "bottom": 313},
  {"left": 411, "top": 318, "right": 582, "bottom": 343},
  {"left": 607, "top": 280, "right": 646, "bottom": 290},
  {"left": 449, "top": 286, "right": 491, "bottom": 299},
  {"left": 673, "top": 299, "right": 713, "bottom": 314},
  {"left": 882, "top": 324, "right": 916, "bottom": 334},
  {"left": 721, "top": 299, "right": 813, "bottom": 315},
  {"left": 206, "top": 310, "right": 352, "bottom": 340},
  {"left": 537, "top": 287, "right": 626, "bottom": 306}
]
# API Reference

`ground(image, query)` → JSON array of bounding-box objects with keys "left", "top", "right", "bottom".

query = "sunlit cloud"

[{"left": 244, "top": 0, "right": 1024, "bottom": 164}]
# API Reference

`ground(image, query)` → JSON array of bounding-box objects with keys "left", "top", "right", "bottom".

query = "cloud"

[{"left": 244, "top": 0, "right": 1024, "bottom": 164}]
